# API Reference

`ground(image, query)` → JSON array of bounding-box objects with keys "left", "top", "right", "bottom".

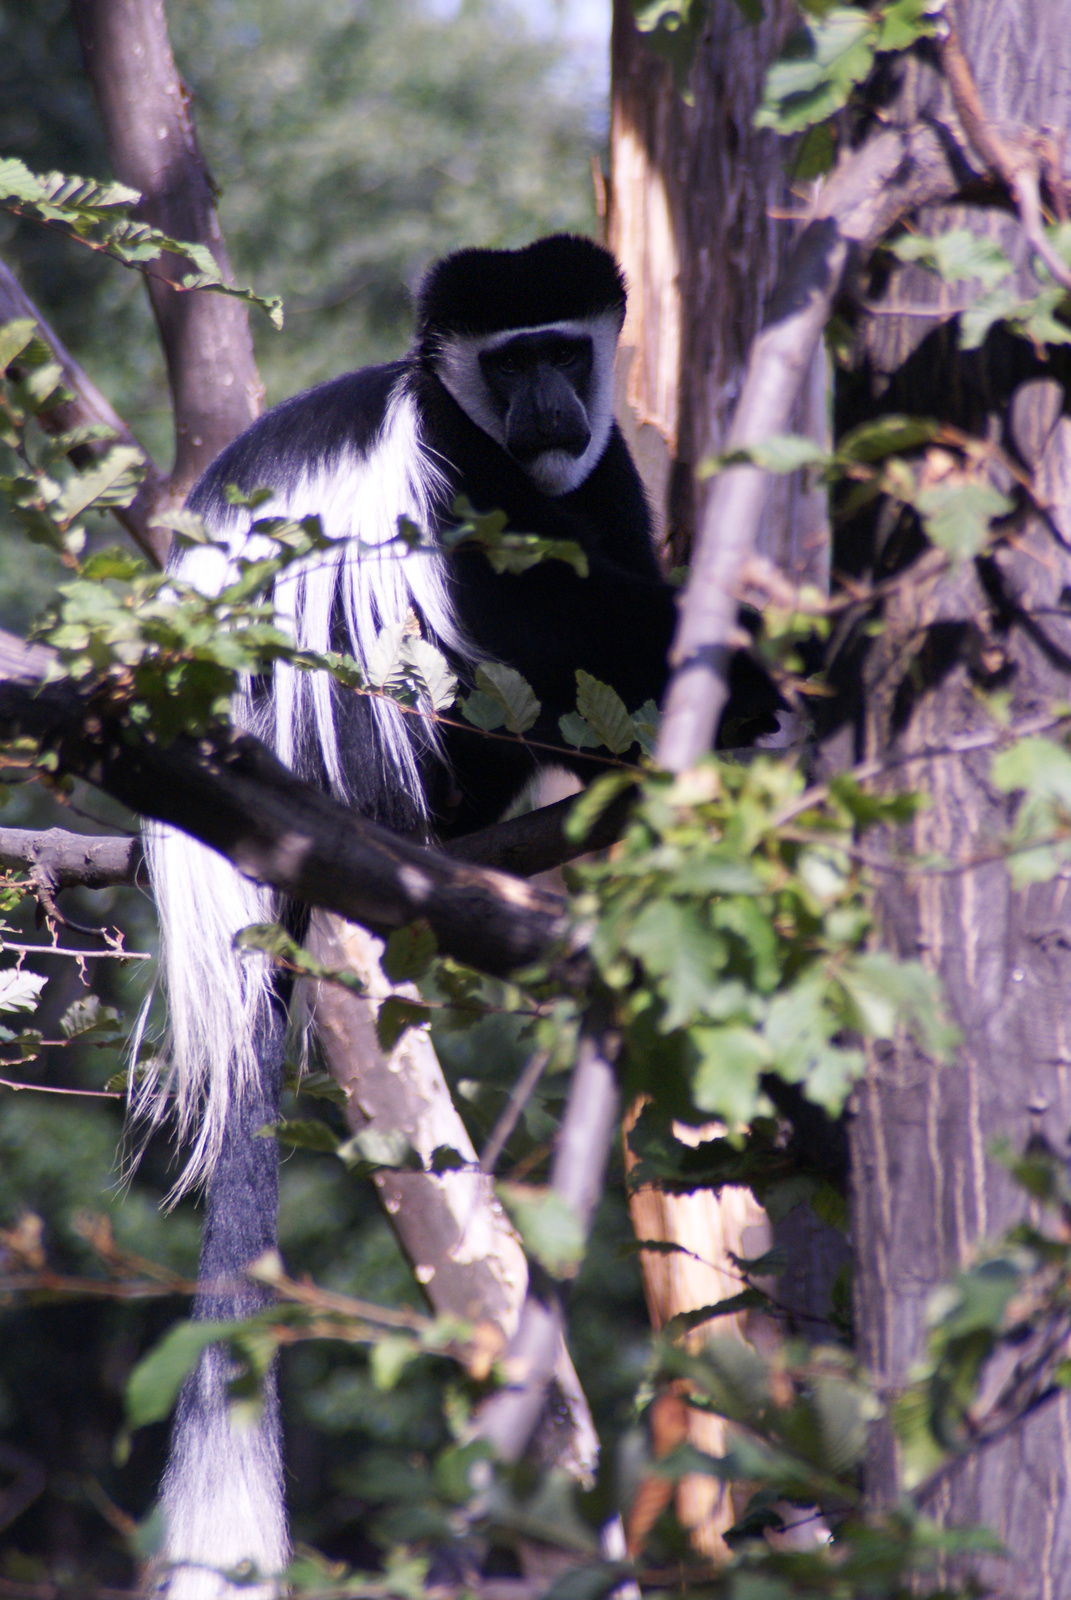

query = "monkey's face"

[{"left": 433, "top": 312, "right": 620, "bottom": 496}]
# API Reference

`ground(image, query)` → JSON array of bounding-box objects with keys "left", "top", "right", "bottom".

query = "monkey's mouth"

[{"left": 507, "top": 419, "right": 590, "bottom": 464}]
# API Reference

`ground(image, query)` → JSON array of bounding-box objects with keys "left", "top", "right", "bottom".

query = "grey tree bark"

[{"left": 838, "top": 7, "right": 1071, "bottom": 1593}]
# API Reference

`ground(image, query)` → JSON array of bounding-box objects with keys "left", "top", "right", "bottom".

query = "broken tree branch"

[{"left": 656, "top": 121, "right": 959, "bottom": 771}]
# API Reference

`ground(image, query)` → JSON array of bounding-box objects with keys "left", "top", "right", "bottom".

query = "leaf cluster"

[
  {"left": 570, "top": 759, "right": 949, "bottom": 1131},
  {"left": 0, "top": 156, "right": 282, "bottom": 328}
]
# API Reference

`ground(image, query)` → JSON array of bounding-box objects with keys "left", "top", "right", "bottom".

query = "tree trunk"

[
  {"left": 608, "top": 0, "right": 835, "bottom": 1555},
  {"left": 840, "top": 7, "right": 1071, "bottom": 1592}
]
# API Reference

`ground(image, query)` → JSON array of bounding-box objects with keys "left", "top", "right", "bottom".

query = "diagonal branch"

[{"left": 655, "top": 122, "right": 959, "bottom": 772}]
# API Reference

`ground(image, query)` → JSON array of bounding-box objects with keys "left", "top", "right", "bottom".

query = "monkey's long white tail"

[{"left": 144, "top": 380, "right": 471, "bottom": 1595}]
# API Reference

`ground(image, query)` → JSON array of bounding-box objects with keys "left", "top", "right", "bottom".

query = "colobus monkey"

[{"left": 146, "top": 235, "right": 769, "bottom": 1598}]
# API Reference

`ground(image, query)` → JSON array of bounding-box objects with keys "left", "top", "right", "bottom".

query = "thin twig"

[
  {"left": 0, "top": 1079, "right": 123, "bottom": 1098},
  {"left": 479, "top": 1050, "right": 550, "bottom": 1174}
]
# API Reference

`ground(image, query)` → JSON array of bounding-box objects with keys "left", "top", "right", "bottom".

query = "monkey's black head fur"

[{"left": 416, "top": 234, "right": 627, "bottom": 346}]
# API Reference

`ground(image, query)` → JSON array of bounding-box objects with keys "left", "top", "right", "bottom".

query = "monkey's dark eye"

[{"left": 552, "top": 346, "right": 578, "bottom": 368}]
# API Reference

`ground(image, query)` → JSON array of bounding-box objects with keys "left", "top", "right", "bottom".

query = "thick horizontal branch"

[
  {"left": 657, "top": 121, "right": 960, "bottom": 772},
  {"left": 0, "top": 826, "right": 143, "bottom": 889},
  {"left": 0, "top": 259, "right": 172, "bottom": 567},
  {"left": 0, "top": 630, "right": 567, "bottom": 977},
  {"left": 0, "top": 772, "right": 633, "bottom": 899}
]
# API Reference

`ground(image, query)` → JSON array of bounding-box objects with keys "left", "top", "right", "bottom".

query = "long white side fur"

[{"left": 140, "top": 381, "right": 472, "bottom": 1193}]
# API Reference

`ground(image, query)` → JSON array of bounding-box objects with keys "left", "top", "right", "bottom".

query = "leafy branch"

[{"left": 0, "top": 158, "right": 283, "bottom": 329}]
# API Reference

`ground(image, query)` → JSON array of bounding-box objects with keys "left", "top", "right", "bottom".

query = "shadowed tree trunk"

[
  {"left": 834, "top": 8, "right": 1071, "bottom": 1592},
  {"left": 609, "top": 0, "right": 840, "bottom": 1554}
]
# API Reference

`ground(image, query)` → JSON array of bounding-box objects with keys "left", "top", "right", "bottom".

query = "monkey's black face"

[
  {"left": 432, "top": 311, "right": 620, "bottom": 497},
  {"left": 478, "top": 331, "right": 594, "bottom": 465}
]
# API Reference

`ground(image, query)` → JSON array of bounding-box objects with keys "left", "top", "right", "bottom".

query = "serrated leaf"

[
  {"left": 914, "top": 480, "right": 1013, "bottom": 559},
  {"left": 755, "top": 9, "right": 877, "bottom": 135},
  {"left": 295, "top": 1070, "right": 348, "bottom": 1105},
  {"left": 0, "top": 318, "right": 38, "bottom": 373},
  {"left": 376, "top": 995, "right": 432, "bottom": 1051},
  {"left": 497, "top": 1182, "right": 587, "bottom": 1279},
  {"left": 889, "top": 229, "right": 1013, "bottom": 290},
  {"left": 403, "top": 637, "right": 457, "bottom": 712},
  {"left": 59, "top": 994, "right": 122, "bottom": 1043},
  {"left": 559, "top": 711, "right": 603, "bottom": 749},
  {"left": 689, "top": 1025, "right": 772, "bottom": 1121},
  {"left": 382, "top": 921, "right": 437, "bottom": 983},
  {"left": 472, "top": 662, "right": 540, "bottom": 734},
  {"left": 565, "top": 772, "right": 636, "bottom": 843},
  {"left": 0, "top": 968, "right": 47, "bottom": 1013},
  {"left": 574, "top": 670, "right": 637, "bottom": 754},
  {"left": 461, "top": 689, "right": 507, "bottom": 731}
]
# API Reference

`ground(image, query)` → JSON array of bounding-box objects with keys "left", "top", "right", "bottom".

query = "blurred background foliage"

[{"left": 0, "top": 0, "right": 648, "bottom": 1585}]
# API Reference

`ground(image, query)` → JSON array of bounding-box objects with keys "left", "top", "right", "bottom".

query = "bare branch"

[
  {"left": 0, "top": 825, "right": 142, "bottom": 889},
  {"left": 656, "top": 123, "right": 959, "bottom": 772},
  {"left": 71, "top": 0, "right": 263, "bottom": 507},
  {"left": 938, "top": 20, "right": 1071, "bottom": 292},
  {"left": 0, "top": 259, "right": 172, "bottom": 567},
  {"left": 474, "top": 1006, "right": 620, "bottom": 1462},
  {"left": 0, "top": 629, "right": 567, "bottom": 977}
]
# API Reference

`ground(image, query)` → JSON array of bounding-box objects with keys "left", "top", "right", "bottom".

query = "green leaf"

[
  {"left": 471, "top": 661, "right": 540, "bottom": 735},
  {"left": 564, "top": 771, "right": 636, "bottom": 842},
  {"left": 914, "top": 479, "right": 1013, "bottom": 559},
  {"left": 370, "top": 1333, "right": 420, "bottom": 1391},
  {"left": 0, "top": 318, "right": 39, "bottom": 373},
  {"left": 559, "top": 711, "right": 603, "bottom": 749},
  {"left": 376, "top": 995, "right": 432, "bottom": 1051},
  {"left": 689, "top": 1025, "right": 772, "bottom": 1122},
  {"left": 58, "top": 994, "right": 122, "bottom": 1043},
  {"left": 837, "top": 951, "right": 952, "bottom": 1055},
  {"left": 876, "top": 0, "right": 941, "bottom": 50},
  {"left": 381, "top": 921, "right": 437, "bottom": 983},
  {"left": 0, "top": 159, "right": 282, "bottom": 328},
  {"left": 337, "top": 1127, "right": 423, "bottom": 1173},
  {"left": 889, "top": 229, "right": 1014, "bottom": 290},
  {"left": 497, "top": 1182, "right": 587, "bottom": 1279},
  {"left": 574, "top": 670, "right": 637, "bottom": 755},
  {"left": 703, "top": 433, "right": 831, "bottom": 477},
  {"left": 755, "top": 9, "right": 877, "bottom": 135},
  {"left": 258, "top": 1118, "right": 340, "bottom": 1153},
  {"left": 126, "top": 1320, "right": 236, "bottom": 1428},
  {"left": 836, "top": 413, "right": 940, "bottom": 463},
  {"left": 624, "top": 899, "right": 725, "bottom": 1030}
]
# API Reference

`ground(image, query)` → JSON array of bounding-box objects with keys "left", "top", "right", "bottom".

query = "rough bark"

[
  {"left": 71, "top": 0, "right": 262, "bottom": 505},
  {"left": 609, "top": 0, "right": 830, "bottom": 578},
  {"left": 839, "top": 8, "right": 1071, "bottom": 1594}
]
